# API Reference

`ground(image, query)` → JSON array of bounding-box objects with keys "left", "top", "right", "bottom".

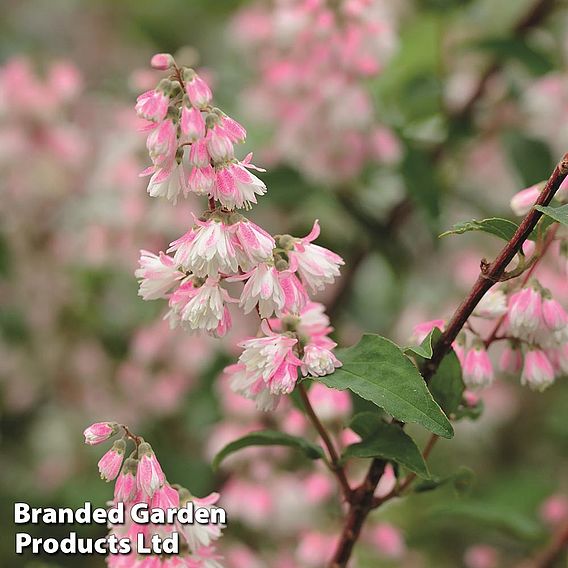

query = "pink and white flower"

[
  {"left": 178, "top": 492, "right": 224, "bottom": 551},
  {"left": 146, "top": 119, "right": 177, "bottom": 169},
  {"left": 214, "top": 160, "right": 267, "bottom": 210},
  {"left": 521, "top": 349, "right": 555, "bottom": 391},
  {"left": 188, "top": 165, "right": 216, "bottom": 196},
  {"left": 135, "top": 250, "right": 184, "bottom": 300},
  {"left": 207, "top": 125, "right": 235, "bottom": 163},
  {"left": 232, "top": 219, "right": 275, "bottom": 270},
  {"left": 98, "top": 440, "right": 126, "bottom": 482},
  {"left": 508, "top": 286, "right": 543, "bottom": 341},
  {"left": 462, "top": 345, "right": 494, "bottom": 389},
  {"left": 114, "top": 458, "right": 138, "bottom": 503},
  {"left": 143, "top": 162, "right": 187, "bottom": 203},
  {"left": 280, "top": 272, "right": 309, "bottom": 314},
  {"left": 169, "top": 218, "right": 239, "bottom": 277},
  {"left": 541, "top": 296, "right": 567, "bottom": 332},
  {"left": 135, "top": 88, "right": 169, "bottom": 122},
  {"left": 150, "top": 53, "right": 174, "bottom": 70},
  {"left": 220, "top": 115, "right": 246, "bottom": 142},
  {"left": 289, "top": 220, "right": 344, "bottom": 292},
  {"left": 167, "top": 278, "right": 233, "bottom": 337},
  {"left": 235, "top": 263, "right": 285, "bottom": 318},
  {"left": 181, "top": 105, "right": 206, "bottom": 142},
  {"left": 302, "top": 344, "right": 341, "bottom": 377},
  {"left": 137, "top": 442, "right": 165, "bottom": 497},
  {"left": 186, "top": 74, "right": 213, "bottom": 109},
  {"left": 84, "top": 422, "right": 118, "bottom": 445}
]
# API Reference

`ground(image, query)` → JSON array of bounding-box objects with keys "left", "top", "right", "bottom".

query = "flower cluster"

[
  {"left": 136, "top": 55, "right": 343, "bottom": 409},
  {"left": 413, "top": 184, "right": 568, "bottom": 393},
  {"left": 230, "top": 0, "right": 401, "bottom": 183},
  {"left": 84, "top": 422, "right": 224, "bottom": 568}
]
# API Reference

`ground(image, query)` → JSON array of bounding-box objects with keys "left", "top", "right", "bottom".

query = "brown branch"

[
  {"left": 298, "top": 383, "right": 352, "bottom": 501},
  {"left": 328, "top": 152, "right": 568, "bottom": 567},
  {"left": 518, "top": 520, "right": 568, "bottom": 568},
  {"left": 422, "top": 155, "right": 568, "bottom": 381}
]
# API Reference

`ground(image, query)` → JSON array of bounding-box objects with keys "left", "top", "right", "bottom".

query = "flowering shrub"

[{"left": 3, "top": 1, "right": 568, "bottom": 568}]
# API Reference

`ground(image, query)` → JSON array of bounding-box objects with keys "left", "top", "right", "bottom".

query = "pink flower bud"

[
  {"left": 220, "top": 115, "right": 247, "bottom": 143},
  {"left": 181, "top": 105, "right": 205, "bottom": 142},
  {"left": 114, "top": 458, "right": 138, "bottom": 503},
  {"left": 98, "top": 439, "right": 126, "bottom": 482},
  {"left": 522, "top": 239, "right": 536, "bottom": 257},
  {"left": 521, "top": 349, "right": 555, "bottom": 391},
  {"left": 150, "top": 53, "right": 174, "bottom": 70},
  {"left": 541, "top": 296, "right": 567, "bottom": 332},
  {"left": 462, "top": 346, "right": 494, "bottom": 389},
  {"left": 207, "top": 126, "right": 235, "bottom": 163},
  {"left": 186, "top": 74, "right": 212, "bottom": 109},
  {"left": 137, "top": 442, "right": 165, "bottom": 497},
  {"left": 510, "top": 184, "right": 541, "bottom": 216},
  {"left": 508, "top": 287, "right": 543, "bottom": 341},
  {"left": 83, "top": 422, "right": 118, "bottom": 445}
]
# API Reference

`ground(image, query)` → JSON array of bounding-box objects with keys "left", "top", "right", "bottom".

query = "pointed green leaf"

[
  {"left": 440, "top": 218, "right": 520, "bottom": 241},
  {"left": 344, "top": 416, "right": 430, "bottom": 478},
  {"left": 212, "top": 430, "right": 324, "bottom": 470},
  {"left": 320, "top": 334, "right": 453, "bottom": 438},
  {"left": 405, "top": 328, "right": 437, "bottom": 359},
  {"left": 535, "top": 204, "right": 568, "bottom": 227}
]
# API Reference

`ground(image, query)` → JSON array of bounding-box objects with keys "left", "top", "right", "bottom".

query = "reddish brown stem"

[
  {"left": 329, "top": 154, "right": 568, "bottom": 567},
  {"left": 298, "top": 383, "right": 352, "bottom": 500}
]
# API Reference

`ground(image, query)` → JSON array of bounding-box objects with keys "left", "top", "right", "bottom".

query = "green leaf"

[
  {"left": 212, "top": 430, "right": 324, "bottom": 470},
  {"left": 454, "top": 399, "right": 485, "bottom": 421},
  {"left": 440, "top": 217, "right": 520, "bottom": 241},
  {"left": 319, "top": 334, "right": 453, "bottom": 438},
  {"left": 343, "top": 418, "right": 430, "bottom": 478},
  {"left": 535, "top": 204, "right": 568, "bottom": 227},
  {"left": 428, "top": 348, "right": 465, "bottom": 415},
  {"left": 405, "top": 328, "right": 437, "bottom": 359}
]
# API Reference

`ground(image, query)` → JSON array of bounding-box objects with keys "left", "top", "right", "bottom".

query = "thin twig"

[
  {"left": 518, "top": 520, "right": 568, "bottom": 568},
  {"left": 298, "top": 383, "right": 352, "bottom": 501}
]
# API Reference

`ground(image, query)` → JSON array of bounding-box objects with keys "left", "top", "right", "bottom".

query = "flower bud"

[
  {"left": 521, "top": 349, "right": 555, "bottom": 391},
  {"left": 83, "top": 422, "right": 118, "bottom": 445},
  {"left": 137, "top": 442, "right": 165, "bottom": 497},
  {"left": 114, "top": 458, "right": 138, "bottom": 503},
  {"left": 98, "top": 439, "right": 126, "bottom": 482},
  {"left": 541, "top": 296, "right": 567, "bottom": 332},
  {"left": 186, "top": 74, "right": 212, "bottom": 109},
  {"left": 462, "top": 344, "right": 494, "bottom": 390},
  {"left": 181, "top": 104, "right": 205, "bottom": 142},
  {"left": 150, "top": 53, "right": 174, "bottom": 70}
]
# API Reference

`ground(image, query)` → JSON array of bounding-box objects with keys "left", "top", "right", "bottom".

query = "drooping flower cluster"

[
  {"left": 135, "top": 55, "right": 343, "bottom": 409},
  {"left": 230, "top": 0, "right": 401, "bottom": 183},
  {"left": 412, "top": 184, "right": 568, "bottom": 393},
  {"left": 84, "top": 422, "right": 224, "bottom": 567}
]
